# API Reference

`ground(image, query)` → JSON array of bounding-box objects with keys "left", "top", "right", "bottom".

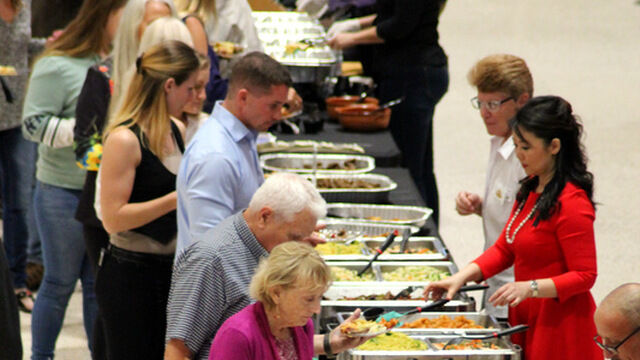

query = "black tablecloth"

[
  {"left": 376, "top": 167, "right": 439, "bottom": 238},
  {"left": 275, "top": 120, "right": 402, "bottom": 167}
]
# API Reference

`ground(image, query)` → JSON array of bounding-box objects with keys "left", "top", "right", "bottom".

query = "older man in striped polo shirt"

[{"left": 165, "top": 173, "right": 364, "bottom": 360}]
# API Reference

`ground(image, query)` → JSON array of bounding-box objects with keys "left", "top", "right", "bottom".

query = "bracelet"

[{"left": 323, "top": 333, "right": 334, "bottom": 355}]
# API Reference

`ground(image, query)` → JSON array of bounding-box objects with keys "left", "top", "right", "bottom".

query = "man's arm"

[{"left": 165, "top": 339, "right": 192, "bottom": 360}]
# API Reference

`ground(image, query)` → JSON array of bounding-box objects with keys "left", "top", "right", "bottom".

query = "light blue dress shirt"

[{"left": 176, "top": 101, "right": 264, "bottom": 257}]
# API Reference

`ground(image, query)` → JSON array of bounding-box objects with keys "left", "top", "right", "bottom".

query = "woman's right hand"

[
  {"left": 455, "top": 191, "right": 482, "bottom": 216},
  {"left": 423, "top": 274, "right": 466, "bottom": 301}
]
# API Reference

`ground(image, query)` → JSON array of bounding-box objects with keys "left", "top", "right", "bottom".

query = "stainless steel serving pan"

[
  {"left": 320, "top": 220, "right": 419, "bottom": 239},
  {"left": 326, "top": 261, "right": 456, "bottom": 286},
  {"left": 319, "top": 237, "right": 448, "bottom": 262},
  {"left": 327, "top": 203, "right": 433, "bottom": 227},
  {"left": 336, "top": 312, "right": 500, "bottom": 334},
  {"left": 260, "top": 153, "right": 375, "bottom": 174},
  {"left": 310, "top": 174, "right": 398, "bottom": 203},
  {"left": 341, "top": 334, "right": 521, "bottom": 359}
]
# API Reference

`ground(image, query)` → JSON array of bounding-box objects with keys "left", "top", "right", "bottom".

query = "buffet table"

[{"left": 275, "top": 120, "right": 403, "bottom": 167}]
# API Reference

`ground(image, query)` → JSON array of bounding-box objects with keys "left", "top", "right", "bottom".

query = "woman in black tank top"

[{"left": 95, "top": 41, "right": 201, "bottom": 359}]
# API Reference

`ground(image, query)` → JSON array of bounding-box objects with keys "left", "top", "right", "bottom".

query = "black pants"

[
  {"left": 378, "top": 64, "right": 449, "bottom": 224},
  {"left": 0, "top": 246, "right": 22, "bottom": 360},
  {"left": 83, "top": 224, "right": 109, "bottom": 360},
  {"left": 95, "top": 245, "right": 173, "bottom": 360}
]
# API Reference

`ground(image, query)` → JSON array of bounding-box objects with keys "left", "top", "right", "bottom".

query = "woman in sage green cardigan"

[{"left": 21, "top": 0, "right": 127, "bottom": 358}]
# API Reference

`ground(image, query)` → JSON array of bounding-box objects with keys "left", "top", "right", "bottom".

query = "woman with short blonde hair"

[{"left": 211, "top": 242, "right": 332, "bottom": 359}]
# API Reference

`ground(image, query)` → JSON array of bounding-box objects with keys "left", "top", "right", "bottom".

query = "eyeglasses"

[
  {"left": 470, "top": 96, "right": 514, "bottom": 112},
  {"left": 594, "top": 326, "right": 640, "bottom": 355}
]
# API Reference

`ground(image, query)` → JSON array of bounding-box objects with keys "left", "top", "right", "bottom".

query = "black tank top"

[{"left": 126, "top": 121, "right": 184, "bottom": 244}]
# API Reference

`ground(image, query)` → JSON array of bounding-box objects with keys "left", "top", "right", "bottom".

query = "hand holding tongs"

[{"left": 356, "top": 230, "right": 398, "bottom": 277}]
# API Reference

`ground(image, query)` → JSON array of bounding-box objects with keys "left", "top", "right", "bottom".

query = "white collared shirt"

[{"left": 481, "top": 135, "right": 526, "bottom": 318}]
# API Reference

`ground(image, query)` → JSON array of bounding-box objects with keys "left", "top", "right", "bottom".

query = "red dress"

[{"left": 474, "top": 182, "right": 602, "bottom": 360}]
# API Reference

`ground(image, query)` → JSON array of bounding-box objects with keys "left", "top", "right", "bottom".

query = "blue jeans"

[
  {"left": 0, "top": 127, "right": 37, "bottom": 289},
  {"left": 378, "top": 64, "right": 449, "bottom": 225},
  {"left": 31, "top": 181, "right": 97, "bottom": 359}
]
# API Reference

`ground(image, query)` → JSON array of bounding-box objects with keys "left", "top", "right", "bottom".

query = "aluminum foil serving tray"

[
  {"left": 319, "top": 237, "right": 448, "bottom": 262},
  {"left": 327, "top": 203, "right": 433, "bottom": 227},
  {"left": 309, "top": 174, "right": 397, "bottom": 203},
  {"left": 260, "top": 153, "right": 375, "bottom": 174}
]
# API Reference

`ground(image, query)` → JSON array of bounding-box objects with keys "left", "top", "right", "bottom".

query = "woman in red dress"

[{"left": 425, "top": 95, "right": 602, "bottom": 359}]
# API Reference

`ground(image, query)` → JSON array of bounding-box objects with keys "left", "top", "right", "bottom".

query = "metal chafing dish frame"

[
  {"left": 319, "top": 237, "right": 448, "bottom": 262},
  {"left": 260, "top": 153, "right": 375, "bottom": 174},
  {"left": 327, "top": 203, "right": 434, "bottom": 227}
]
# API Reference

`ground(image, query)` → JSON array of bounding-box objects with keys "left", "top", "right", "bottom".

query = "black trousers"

[
  {"left": 95, "top": 245, "right": 173, "bottom": 360},
  {"left": 0, "top": 246, "right": 22, "bottom": 360},
  {"left": 378, "top": 64, "right": 449, "bottom": 225}
]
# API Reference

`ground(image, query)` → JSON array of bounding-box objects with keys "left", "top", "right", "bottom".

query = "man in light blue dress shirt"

[{"left": 176, "top": 52, "right": 292, "bottom": 257}]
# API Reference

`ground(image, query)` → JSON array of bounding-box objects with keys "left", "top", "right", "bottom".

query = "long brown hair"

[
  {"left": 106, "top": 40, "right": 199, "bottom": 159},
  {"left": 43, "top": 0, "right": 128, "bottom": 58}
]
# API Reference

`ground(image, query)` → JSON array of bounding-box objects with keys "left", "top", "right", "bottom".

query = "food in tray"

[
  {"left": 432, "top": 339, "right": 500, "bottom": 350},
  {"left": 257, "top": 140, "right": 365, "bottom": 154},
  {"left": 315, "top": 178, "right": 381, "bottom": 189},
  {"left": 381, "top": 266, "right": 449, "bottom": 282},
  {"left": 358, "top": 332, "right": 428, "bottom": 351},
  {"left": 213, "top": 41, "right": 243, "bottom": 58},
  {"left": 365, "top": 216, "right": 411, "bottom": 222},
  {"left": 315, "top": 241, "right": 366, "bottom": 255},
  {"left": 340, "top": 318, "right": 387, "bottom": 336},
  {"left": 302, "top": 159, "right": 359, "bottom": 170},
  {"left": 318, "top": 228, "right": 360, "bottom": 240},
  {"left": 331, "top": 266, "right": 375, "bottom": 281},
  {"left": 284, "top": 42, "right": 311, "bottom": 55},
  {"left": 400, "top": 315, "right": 485, "bottom": 329},
  {"left": 387, "top": 245, "right": 435, "bottom": 255},
  {"left": 0, "top": 65, "right": 18, "bottom": 76},
  {"left": 338, "top": 291, "right": 423, "bottom": 301}
]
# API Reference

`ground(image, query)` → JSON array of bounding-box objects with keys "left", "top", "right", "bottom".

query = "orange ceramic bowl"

[
  {"left": 326, "top": 96, "right": 379, "bottom": 120},
  {"left": 335, "top": 103, "right": 391, "bottom": 132}
]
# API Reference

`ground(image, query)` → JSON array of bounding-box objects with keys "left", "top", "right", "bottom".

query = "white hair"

[
  {"left": 248, "top": 173, "right": 326, "bottom": 222},
  {"left": 139, "top": 17, "right": 194, "bottom": 53},
  {"left": 110, "top": 0, "right": 177, "bottom": 116}
]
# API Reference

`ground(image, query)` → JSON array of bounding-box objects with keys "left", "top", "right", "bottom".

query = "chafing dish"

[
  {"left": 318, "top": 237, "right": 448, "bottom": 262},
  {"left": 326, "top": 261, "right": 456, "bottom": 285},
  {"left": 252, "top": 11, "right": 338, "bottom": 83},
  {"left": 310, "top": 174, "right": 398, "bottom": 204},
  {"left": 320, "top": 220, "right": 419, "bottom": 239},
  {"left": 260, "top": 153, "right": 375, "bottom": 174},
  {"left": 336, "top": 312, "right": 500, "bottom": 334},
  {"left": 327, "top": 203, "right": 433, "bottom": 227},
  {"left": 340, "top": 334, "right": 522, "bottom": 359}
]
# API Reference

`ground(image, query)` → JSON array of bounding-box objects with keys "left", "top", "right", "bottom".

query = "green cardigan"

[{"left": 22, "top": 54, "right": 100, "bottom": 190}]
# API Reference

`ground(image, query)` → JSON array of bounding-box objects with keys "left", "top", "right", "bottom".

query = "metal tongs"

[
  {"left": 299, "top": 36, "right": 327, "bottom": 46},
  {"left": 441, "top": 324, "right": 529, "bottom": 349},
  {"left": 356, "top": 230, "right": 398, "bottom": 277}
]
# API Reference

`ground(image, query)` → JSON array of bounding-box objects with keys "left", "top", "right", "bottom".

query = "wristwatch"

[{"left": 529, "top": 280, "right": 539, "bottom": 298}]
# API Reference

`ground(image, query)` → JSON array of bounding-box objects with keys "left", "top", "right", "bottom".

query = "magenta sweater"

[{"left": 209, "top": 302, "right": 315, "bottom": 360}]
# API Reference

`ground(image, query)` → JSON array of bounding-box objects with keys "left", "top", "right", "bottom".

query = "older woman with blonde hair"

[
  {"left": 97, "top": 40, "right": 200, "bottom": 359},
  {"left": 210, "top": 241, "right": 331, "bottom": 359}
]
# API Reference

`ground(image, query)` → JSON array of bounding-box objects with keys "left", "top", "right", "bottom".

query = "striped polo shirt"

[{"left": 165, "top": 212, "right": 268, "bottom": 360}]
